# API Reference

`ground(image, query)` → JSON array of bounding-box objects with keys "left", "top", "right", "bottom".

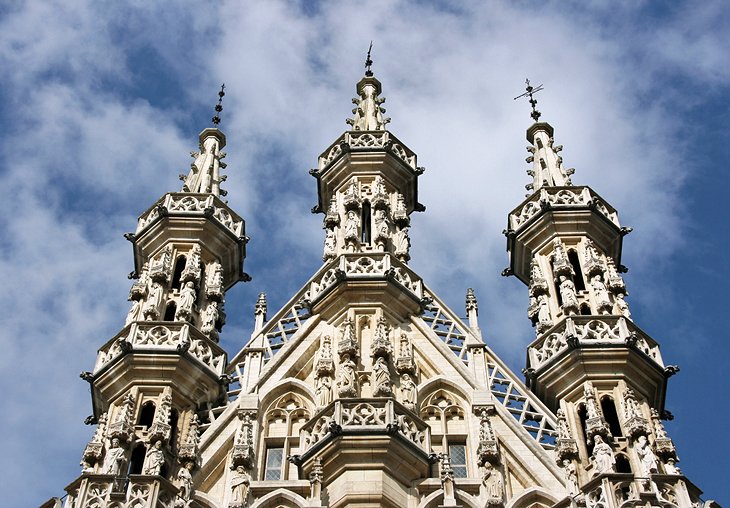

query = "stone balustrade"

[
  {"left": 63, "top": 474, "right": 179, "bottom": 508},
  {"left": 528, "top": 316, "right": 664, "bottom": 372},
  {"left": 94, "top": 322, "right": 227, "bottom": 376},
  {"left": 136, "top": 192, "right": 245, "bottom": 237},
  {"left": 508, "top": 186, "right": 620, "bottom": 232},
  {"left": 318, "top": 130, "right": 417, "bottom": 171}
]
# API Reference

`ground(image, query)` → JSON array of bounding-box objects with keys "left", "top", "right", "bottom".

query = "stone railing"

[
  {"left": 94, "top": 322, "right": 227, "bottom": 376},
  {"left": 300, "top": 398, "right": 429, "bottom": 454},
  {"left": 508, "top": 186, "right": 620, "bottom": 231},
  {"left": 555, "top": 473, "right": 704, "bottom": 508},
  {"left": 136, "top": 192, "right": 245, "bottom": 237},
  {"left": 64, "top": 474, "right": 179, "bottom": 508},
  {"left": 318, "top": 130, "right": 417, "bottom": 171},
  {"left": 527, "top": 316, "right": 663, "bottom": 372},
  {"left": 304, "top": 253, "right": 423, "bottom": 305}
]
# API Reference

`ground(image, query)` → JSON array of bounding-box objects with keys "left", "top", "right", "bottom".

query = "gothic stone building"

[{"left": 52, "top": 70, "right": 718, "bottom": 508}]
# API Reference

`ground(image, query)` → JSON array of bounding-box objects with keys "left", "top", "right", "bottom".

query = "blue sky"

[{"left": 0, "top": 1, "right": 727, "bottom": 506}]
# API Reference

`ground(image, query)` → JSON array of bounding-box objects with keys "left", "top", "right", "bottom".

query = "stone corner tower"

[
  {"left": 65, "top": 88, "right": 249, "bottom": 508},
  {"left": 504, "top": 83, "right": 707, "bottom": 506}
]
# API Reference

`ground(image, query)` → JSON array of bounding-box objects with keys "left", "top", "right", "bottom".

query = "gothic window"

[
  {"left": 171, "top": 256, "right": 186, "bottom": 290},
  {"left": 361, "top": 201, "right": 371, "bottom": 244},
  {"left": 138, "top": 401, "right": 156, "bottom": 427},
  {"left": 568, "top": 250, "right": 586, "bottom": 291},
  {"left": 163, "top": 301, "right": 177, "bottom": 321},
  {"left": 169, "top": 409, "right": 179, "bottom": 449},
  {"left": 421, "top": 391, "right": 467, "bottom": 477},
  {"left": 577, "top": 403, "right": 590, "bottom": 454},
  {"left": 262, "top": 393, "right": 311, "bottom": 481},
  {"left": 600, "top": 396, "right": 623, "bottom": 437},
  {"left": 615, "top": 454, "right": 632, "bottom": 473},
  {"left": 128, "top": 444, "right": 146, "bottom": 475}
]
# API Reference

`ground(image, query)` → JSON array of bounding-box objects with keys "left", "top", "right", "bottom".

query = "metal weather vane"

[
  {"left": 365, "top": 41, "right": 374, "bottom": 77},
  {"left": 514, "top": 79, "right": 544, "bottom": 122},
  {"left": 212, "top": 83, "right": 226, "bottom": 126}
]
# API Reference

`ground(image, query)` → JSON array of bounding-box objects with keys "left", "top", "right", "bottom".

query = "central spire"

[{"left": 346, "top": 43, "right": 391, "bottom": 131}]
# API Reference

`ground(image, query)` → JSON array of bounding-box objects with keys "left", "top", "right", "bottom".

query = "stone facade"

[{"left": 54, "top": 72, "right": 717, "bottom": 508}]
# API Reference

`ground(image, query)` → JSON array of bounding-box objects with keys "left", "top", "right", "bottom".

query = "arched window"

[
  {"left": 616, "top": 454, "right": 632, "bottom": 473},
  {"left": 600, "top": 396, "right": 623, "bottom": 437},
  {"left": 577, "top": 404, "right": 590, "bottom": 454},
  {"left": 169, "top": 409, "right": 180, "bottom": 449},
  {"left": 568, "top": 250, "right": 586, "bottom": 291},
  {"left": 163, "top": 301, "right": 177, "bottom": 321},
  {"left": 128, "top": 444, "right": 146, "bottom": 475},
  {"left": 263, "top": 393, "right": 311, "bottom": 481},
  {"left": 138, "top": 401, "right": 156, "bottom": 427},
  {"left": 580, "top": 303, "right": 591, "bottom": 315},
  {"left": 421, "top": 391, "right": 467, "bottom": 478},
  {"left": 171, "top": 256, "right": 186, "bottom": 290},
  {"left": 361, "top": 201, "right": 371, "bottom": 244}
]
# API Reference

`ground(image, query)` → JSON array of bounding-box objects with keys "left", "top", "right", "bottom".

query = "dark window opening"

[
  {"left": 580, "top": 304, "right": 591, "bottom": 316},
  {"left": 171, "top": 256, "right": 186, "bottom": 290},
  {"left": 568, "top": 250, "right": 585, "bottom": 291},
  {"left": 163, "top": 301, "right": 177, "bottom": 321},
  {"left": 536, "top": 139, "right": 543, "bottom": 149},
  {"left": 616, "top": 454, "right": 632, "bottom": 473},
  {"left": 138, "top": 401, "right": 156, "bottom": 427},
  {"left": 129, "top": 444, "right": 146, "bottom": 475},
  {"left": 361, "top": 202, "right": 371, "bottom": 244},
  {"left": 169, "top": 409, "right": 179, "bottom": 449},
  {"left": 601, "top": 396, "right": 623, "bottom": 437},
  {"left": 577, "top": 404, "right": 591, "bottom": 455}
]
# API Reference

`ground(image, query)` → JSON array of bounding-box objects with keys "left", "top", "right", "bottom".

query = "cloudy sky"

[{"left": 0, "top": 1, "right": 727, "bottom": 506}]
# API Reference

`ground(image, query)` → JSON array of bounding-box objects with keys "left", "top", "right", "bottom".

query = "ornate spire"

[
  {"left": 179, "top": 86, "right": 229, "bottom": 197},
  {"left": 515, "top": 80, "right": 575, "bottom": 193},
  {"left": 346, "top": 44, "right": 391, "bottom": 131}
]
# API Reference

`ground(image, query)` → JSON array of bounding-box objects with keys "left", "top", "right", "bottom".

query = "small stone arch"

[
  {"left": 249, "top": 488, "right": 307, "bottom": 508},
  {"left": 505, "top": 486, "right": 560, "bottom": 508},
  {"left": 417, "top": 375, "right": 472, "bottom": 407},
  {"left": 258, "top": 378, "right": 316, "bottom": 415},
  {"left": 190, "top": 491, "right": 219, "bottom": 508},
  {"left": 418, "top": 489, "right": 481, "bottom": 508}
]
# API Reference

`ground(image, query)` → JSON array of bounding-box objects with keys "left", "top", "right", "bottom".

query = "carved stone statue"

[
  {"left": 344, "top": 210, "right": 359, "bottom": 243},
  {"left": 373, "top": 356, "right": 391, "bottom": 396},
  {"left": 323, "top": 228, "right": 336, "bottom": 259},
  {"left": 635, "top": 435, "right": 658, "bottom": 476},
  {"left": 591, "top": 435, "right": 615, "bottom": 475},
  {"left": 400, "top": 373, "right": 417, "bottom": 408},
  {"left": 337, "top": 354, "right": 357, "bottom": 397},
  {"left": 584, "top": 382, "right": 600, "bottom": 420},
  {"left": 230, "top": 465, "right": 250, "bottom": 506},
  {"left": 201, "top": 301, "right": 219, "bottom": 336},
  {"left": 176, "top": 461, "right": 194, "bottom": 502},
  {"left": 663, "top": 457, "right": 681, "bottom": 475},
  {"left": 622, "top": 388, "right": 641, "bottom": 420},
  {"left": 556, "top": 408, "right": 571, "bottom": 440},
  {"left": 562, "top": 459, "right": 579, "bottom": 495},
  {"left": 537, "top": 294, "right": 551, "bottom": 327},
  {"left": 591, "top": 275, "right": 611, "bottom": 313},
  {"left": 183, "top": 135, "right": 219, "bottom": 194},
  {"left": 103, "top": 438, "right": 125, "bottom": 475},
  {"left": 315, "top": 375, "right": 332, "bottom": 407},
  {"left": 615, "top": 293, "right": 631, "bottom": 318},
  {"left": 126, "top": 298, "right": 144, "bottom": 325},
  {"left": 394, "top": 227, "right": 410, "bottom": 261},
  {"left": 176, "top": 281, "right": 197, "bottom": 320},
  {"left": 373, "top": 209, "right": 389, "bottom": 242},
  {"left": 143, "top": 439, "right": 165, "bottom": 475},
  {"left": 481, "top": 462, "right": 504, "bottom": 505},
  {"left": 144, "top": 282, "right": 164, "bottom": 320},
  {"left": 559, "top": 275, "right": 579, "bottom": 312}
]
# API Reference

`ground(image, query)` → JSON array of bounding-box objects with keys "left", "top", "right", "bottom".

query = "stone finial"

[
  {"left": 524, "top": 120, "right": 575, "bottom": 192},
  {"left": 346, "top": 54, "right": 391, "bottom": 131},
  {"left": 254, "top": 292, "right": 267, "bottom": 331},
  {"left": 465, "top": 288, "right": 481, "bottom": 336},
  {"left": 181, "top": 117, "right": 228, "bottom": 196}
]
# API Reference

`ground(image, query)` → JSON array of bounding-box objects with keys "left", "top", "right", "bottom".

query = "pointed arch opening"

[
  {"left": 577, "top": 403, "right": 590, "bottom": 454},
  {"left": 568, "top": 250, "right": 586, "bottom": 291},
  {"left": 171, "top": 256, "right": 186, "bottom": 290},
  {"left": 128, "top": 443, "right": 146, "bottom": 475},
  {"left": 138, "top": 401, "right": 156, "bottom": 427},
  {"left": 616, "top": 453, "right": 632, "bottom": 473},
  {"left": 361, "top": 201, "right": 371, "bottom": 244},
  {"left": 169, "top": 409, "right": 180, "bottom": 449},
  {"left": 163, "top": 301, "right": 177, "bottom": 321},
  {"left": 600, "top": 396, "right": 623, "bottom": 437}
]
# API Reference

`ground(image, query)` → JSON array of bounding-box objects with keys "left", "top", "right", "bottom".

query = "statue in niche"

[
  {"left": 315, "top": 375, "right": 332, "bottom": 407},
  {"left": 591, "top": 435, "right": 615, "bottom": 475},
  {"left": 615, "top": 293, "right": 631, "bottom": 319},
  {"left": 176, "top": 461, "right": 194, "bottom": 502},
  {"left": 323, "top": 228, "right": 336, "bottom": 259},
  {"left": 591, "top": 274, "right": 611, "bottom": 311},
  {"left": 208, "top": 261, "right": 223, "bottom": 288},
  {"left": 374, "top": 209, "right": 389, "bottom": 241},
  {"left": 537, "top": 294, "right": 551, "bottom": 326},
  {"left": 479, "top": 411, "right": 496, "bottom": 442},
  {"left": 176, "top": 281, "right": 197, "bottom": 320},
  {"left": 126, "top": 298, "right": 144, "bottom": 325},
  {"left": 344, "top": 210, "right": 359, "bottom": 242},
  {"left": 184, "top": 245, "right": 201, "bottom": 275},
  {"left": 635, "top": 435, "right": 658, "bottom": 476},
  {"left": 143, "top": 439, "right": 165, "bottom": 475},
  {"left": 562, "top": 459, "right": 579, "bottom": 495},
  {"left": 373, "top": 356, "right": 391, "bottom": 396},
  {"left": 556, "top": 408, "right": 571, "bottom": 440},
  {"left": 584, "top": 239, "right": 601, "bottom": 264},
  {"left": 229, "top": 465, "right": 250, "bottom": 506},
  {"left": 559, "top": 276, "right": 579, "bottom": 311},
  {"left": 584, "top": 383, "right": 600, "bottom": 420},
  {"left": 394, "top": 227, "right": 410, "bottom": 260},
  {"left": 400, "top": 373, "right": 417, "bottom": 408},
  {"left": 201, "top": 301, "right": 219, "bottom": 335},
  {"left": 553, "top": 238, "right": 569, "bottom": 265},
  {"left": 337, "top": 354, "right": 357, "bottom": 397},
  {"left": 481, "top": 462, "right": 504, "bottom": 505},
  {"left": 373, "top": 175, "right": 387, "bottom": 197},
  {"left": 663, "top": 457, "right": 681, "bottom": 475},
  {"left": 103, "top": 437, "right": 125, "bottom": 475},
  {"left": 144, "top": 282, "right": 164, "bottom": 319}
]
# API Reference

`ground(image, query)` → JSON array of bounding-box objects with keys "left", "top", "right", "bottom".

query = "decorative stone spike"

[
  {"left": 309, "top": 457, "right": 324, "bottom": 502},
  {"left": 343, "top": 178, "right": 360, "bottom": 211},
  {"left": 371, "top": 175, "right": 388, "bottom": 209},
  {"left": 621, "top": 388, "right": 651, "bottom": 439},
  {"left": 181, "top": 128, "right": 227, "bottom": 196},
  {"left": 178, "top": 414, "right": 200, "bottom": 464},
  {"left": 254, "top": 292, "right": 267, "bottom": 331},
  {"left": 551, "top": 238, "right": 573, "bottom": 277},
  {"left": 583, "top": 382, "right": 611, "bottom": 441},
  {"left": 315, "top": 335, "right": 335, "bottom": 376},
  {"left": 348, "top": 74, "right": 390, "bottom": 131},
  {"left": 555, "top": 408, "right": 578, "bottom": 464},
  {"left": 181, "top": 245, "right": 202, "bottom": 286},
  {"left": 337, "top": 318, "right": 358, "bottom": 358},
  {"left": 108, "top": 392, "right": 136, "bottom": 444},
  {"left": 651, "top": 408, "right": 677, "bottom": 461},
  {"left": 583, "top": 239, "right": 605, "bottom": 278},
  {"left": 525, "top": 122, "right": 575, "bottom": 192},
  {"left": 148, "top": 389, "right": 173, "bottom": 444},
  {"left": 149, "top": 245, "right": 174, "bottom": 283}
]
